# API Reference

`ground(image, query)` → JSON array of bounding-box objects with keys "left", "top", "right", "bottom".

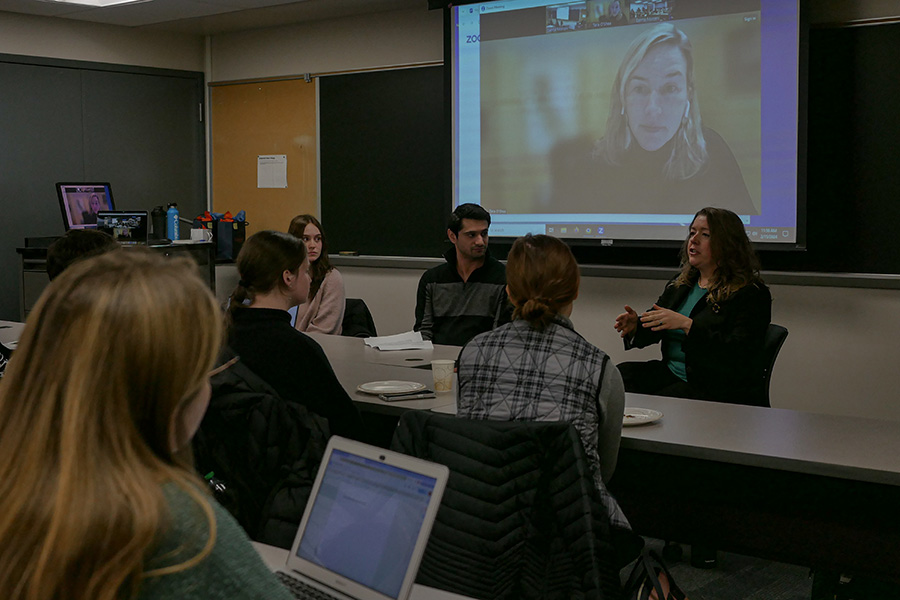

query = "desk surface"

[
  {"left": 430, "top": 389, "right": 900, "bottom": 487},
  {"left": 251, "top": 542, "right": 474, "bottom": 600},
  {"left": 308, "top": 333, "right": 458, "bottom": 416},
  {"left": 622, "top": 393, "right": 900, "bottom": 486}
]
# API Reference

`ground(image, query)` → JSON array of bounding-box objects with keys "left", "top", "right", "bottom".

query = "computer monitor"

[{"left": 56, "top": 182, "right": 115, "bottom": 230}]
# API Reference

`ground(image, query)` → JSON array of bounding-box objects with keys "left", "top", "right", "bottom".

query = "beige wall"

[
  {"left": 209, "top": 8, "right": 442, "bottom": 82},
  {"left": 0, "top": 11, "right": 204, "bottom": 72}
]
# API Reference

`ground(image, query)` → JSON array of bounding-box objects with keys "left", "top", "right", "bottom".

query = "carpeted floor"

[{"left": 639, "top": 539, "right": 813, "bottom": 600}]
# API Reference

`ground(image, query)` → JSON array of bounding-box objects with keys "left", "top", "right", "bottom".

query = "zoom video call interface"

[{"left": 452, "top": 0, "right": 801, "bottom": 244}]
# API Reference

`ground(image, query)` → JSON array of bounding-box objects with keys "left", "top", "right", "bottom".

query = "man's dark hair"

[
  {"left": 47, "top": 229, "right": 119, "bottom": 280},
  {"left": 448, "top": 203, "right": 491, "bottom": 235}
]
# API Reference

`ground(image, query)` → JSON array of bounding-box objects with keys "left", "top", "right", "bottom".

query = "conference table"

[
  {"left": 610, "top": 394, "right": 900, "bottom": 583},
  {"left": 308, "top": 333, "right": 460, "bottom": 417},
  {"left": 310, "top": 334, "right": 900, "bottom": 584}
]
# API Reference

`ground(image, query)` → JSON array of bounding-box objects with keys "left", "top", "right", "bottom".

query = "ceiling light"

[{"left": 36, "top": 0, "right": 151, "bottom": 7}]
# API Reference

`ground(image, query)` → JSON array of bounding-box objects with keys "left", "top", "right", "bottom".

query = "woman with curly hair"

[{"left": 614, "top": 206, "right": 772, "bottom": 406}]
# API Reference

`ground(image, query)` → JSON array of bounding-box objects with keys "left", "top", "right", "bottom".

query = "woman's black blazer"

[{"left": 626, "top": 276, "right": 772, "bottom": 405}]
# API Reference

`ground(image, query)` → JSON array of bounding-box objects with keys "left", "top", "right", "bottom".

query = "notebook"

[
  {"left": 97, "top": 210, "right": 149, "bottom": 245},
  {"left": 276, "top": 436, "right": 449, "bottom": 600}
]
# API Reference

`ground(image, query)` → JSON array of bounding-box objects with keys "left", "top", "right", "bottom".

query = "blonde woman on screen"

[
  {"left": 0, "top": 250, "right": 292, "bottom": 600},
  {"left": 553, "top": 22, "right": 755, "bottom": 215},
  {"left": 593, "top": 23, "right": 754, "bottom": 214}
]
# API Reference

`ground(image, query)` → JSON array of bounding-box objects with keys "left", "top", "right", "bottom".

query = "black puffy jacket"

[
  {"left": 193, "top": 348, "right": 329, "bottom": 548},
  {"left": 391, "top": 411, "right": 628, "bottom": 600}
]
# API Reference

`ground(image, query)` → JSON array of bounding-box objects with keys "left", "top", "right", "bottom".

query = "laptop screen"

[
  {"left": 295, "top": 448, "right": 439, "bottom": 599},
  {"left": 97, "top": 211, "right": 149, "bottom": 244},
  {"left": 56, "top": 183, "right": 115, "bottom": 230}
]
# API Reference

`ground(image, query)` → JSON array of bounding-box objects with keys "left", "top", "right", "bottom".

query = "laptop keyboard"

[{"left": 276, "top": 572, "right": 345, "bottom": 600}]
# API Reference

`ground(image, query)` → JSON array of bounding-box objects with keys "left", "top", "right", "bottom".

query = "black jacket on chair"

[
  {"left": 193, "top": 348, "right": 330, "bottom": 549},
  {"left": 391, "top": 411, "right": 623, "bottom": 600}
]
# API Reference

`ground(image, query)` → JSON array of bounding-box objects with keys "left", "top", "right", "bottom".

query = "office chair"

[
  {"left": 760, "top": 323, "right": 789, "bottom": 408},
  {"left": 341, "top": 298, "right": 377, "bottom": 338},
  {"left": 391, "top": 411, "right": 622, "bottom": 600}
]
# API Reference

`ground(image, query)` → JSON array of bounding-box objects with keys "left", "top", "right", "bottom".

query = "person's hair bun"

[{"left": 521, "top": 297, "right": 551, "bottom": 323}]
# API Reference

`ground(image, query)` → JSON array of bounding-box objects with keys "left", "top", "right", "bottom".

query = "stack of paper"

[{"left": 364, "top": 331, "right": 433, "bottom": 351}]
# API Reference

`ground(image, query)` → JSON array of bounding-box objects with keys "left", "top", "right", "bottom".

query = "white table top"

[{"left": 251, "top": 542, "right": 475, "bottom": 600}]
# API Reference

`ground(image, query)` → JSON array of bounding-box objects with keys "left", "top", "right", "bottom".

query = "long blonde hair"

[
  {"left": 595, "top": 23, "right": 707, "bottom": 180},
  {"left": 0, "top": 250, "right": 223, "bottom": 600}
]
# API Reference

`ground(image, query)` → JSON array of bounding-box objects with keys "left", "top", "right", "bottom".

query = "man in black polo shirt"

[{"left": 414, "top": 203, "right": 511, "bottom": 346}]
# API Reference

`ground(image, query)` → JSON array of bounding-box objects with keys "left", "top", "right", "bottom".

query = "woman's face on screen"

[
  {"left": 624, "top": 43, "right": 689, "bottom": 152},
  {"left": 89, "top": 195, "right": 102, "bottom": 213}
]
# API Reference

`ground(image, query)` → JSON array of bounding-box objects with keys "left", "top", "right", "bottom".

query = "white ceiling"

[{"left": 0, "top": 0, "right": 428, "bottom": 35}]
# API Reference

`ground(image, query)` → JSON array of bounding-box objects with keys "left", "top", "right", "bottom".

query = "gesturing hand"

[
  {"left": 640, "top": 304, "right": 692, "bottom": 333},
  {"left": 614, "top": 305, "right": 638, "bottom": 338}
]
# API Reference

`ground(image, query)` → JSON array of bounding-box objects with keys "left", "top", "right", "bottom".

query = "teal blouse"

[{"left": 663, "top": 282, "right": 707, "bottom": 382}]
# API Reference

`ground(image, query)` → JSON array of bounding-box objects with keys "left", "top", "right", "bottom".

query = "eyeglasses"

[{"left": 208, "top": 356, "right": 240, "bottom": 378}]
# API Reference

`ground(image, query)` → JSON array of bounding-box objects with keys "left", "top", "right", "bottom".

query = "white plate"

[
  {"left": 357, "top": 380, "right": 427, "bottom": 395},
  {"left": 623, "top": 407, "right": 663, "bottom": 426}
]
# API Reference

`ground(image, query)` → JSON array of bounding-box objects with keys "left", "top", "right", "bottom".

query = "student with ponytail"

[
  {"left": 457, "top": 234, "right": 638, "bottom": 563},
  {"left": 226, "top": 230, "right": 363, "bottom": 440}
]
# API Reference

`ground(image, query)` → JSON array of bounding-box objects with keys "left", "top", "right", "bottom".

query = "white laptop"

[{"left": 275, "top": 436, "right": 449, "bottom": 600}]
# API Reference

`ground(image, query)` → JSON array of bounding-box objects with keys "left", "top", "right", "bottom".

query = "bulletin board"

[{"left": 210, "top": 78, "right": 318, "bottom": 235}]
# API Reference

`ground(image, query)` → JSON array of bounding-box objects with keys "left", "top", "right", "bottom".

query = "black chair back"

[
  {"left": 341, "top": 298, "right": 377, "bottom": 338},
  {"left": 760, "top": 323, "right": 789, "bottom": 407}
]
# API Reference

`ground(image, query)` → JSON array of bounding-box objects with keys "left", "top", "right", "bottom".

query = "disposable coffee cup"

[
  {"left": 190, "top": 228, "right": 212, "bottom": 242},
  {"left": 431, "top": 359, "right": 455, "bottom": 392}
]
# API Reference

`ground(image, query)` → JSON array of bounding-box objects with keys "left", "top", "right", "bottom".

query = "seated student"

[
  {"left": 287, "top": 214, "right": 345, "bottom": 335},
  {"left": 414, "top": 203, "right": 511, "bottom": 346},
  {"left": 456, "top": 234, "right": 639, "bottom": 565},
  {"left": 46, "top": 228, "right": 118, "bottom": 280},
  {"left": 614, "top": 207, "right": 771, "bottom": 406},
  {"left": 0, "top": 251, "right": 292, "bottom": 600},
  {"left": 226, "top": 230, "right": 364, "bottom": 440}
]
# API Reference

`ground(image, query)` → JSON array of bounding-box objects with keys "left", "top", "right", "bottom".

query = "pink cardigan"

[{"left": 294, "top": 268, "right": 345, "bottom": 335}]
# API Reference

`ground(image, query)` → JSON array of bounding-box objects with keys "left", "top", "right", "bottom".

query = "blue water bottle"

[{"left": 166, "top": 203, "right": 179, "bottom": 241}]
